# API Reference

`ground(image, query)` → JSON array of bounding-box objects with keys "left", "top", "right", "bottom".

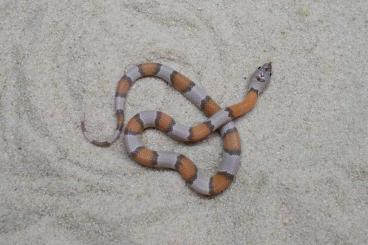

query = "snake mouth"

[
  {"left": 262, "top": 62, "right": 272, "bottom": 77},
  {"left": 264, "top": 62, "right": 272, "bottom": 72}
]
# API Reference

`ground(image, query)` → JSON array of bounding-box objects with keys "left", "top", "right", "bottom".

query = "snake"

[{"left": 81, "top": 62, "right": 272, "bottom": 196}]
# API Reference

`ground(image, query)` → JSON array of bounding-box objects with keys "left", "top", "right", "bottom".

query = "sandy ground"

[{"left": 1, "top": 0, "right": 367, "bottom": 244}]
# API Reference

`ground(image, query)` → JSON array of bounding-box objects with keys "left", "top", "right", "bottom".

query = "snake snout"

[{"left": 248, "top": 62, "right": 272, "bottom": 94}]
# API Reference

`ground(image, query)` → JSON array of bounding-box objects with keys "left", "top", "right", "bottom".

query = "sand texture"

[{"left": 1, "top": 0, "right": 367, "bottom": 244}]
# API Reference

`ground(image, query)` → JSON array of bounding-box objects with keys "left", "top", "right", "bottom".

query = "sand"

[{"left": 1, "top": 0, "right": 367, "bottom": 244}]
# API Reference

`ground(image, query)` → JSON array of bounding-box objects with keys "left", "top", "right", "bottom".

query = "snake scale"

[{"left": 82, "top": 62, "right": 272, "bottom": 196}]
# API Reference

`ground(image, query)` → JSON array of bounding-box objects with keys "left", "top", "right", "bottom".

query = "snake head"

[{"left": 249, "top": 62, "right": 272, "bottom": 94}]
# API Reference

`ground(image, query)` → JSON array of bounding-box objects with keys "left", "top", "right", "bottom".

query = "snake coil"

[{"left": 82, "top": 62, "right": 272, "bottom": 196}]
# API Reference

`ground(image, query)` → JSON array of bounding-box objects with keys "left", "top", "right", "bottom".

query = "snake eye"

[
  {"left": 258, "top": 66, "right": 261, "bottom": 70},
  {"left": 256, "top": 76, "right": 261, "bottom": 81}
]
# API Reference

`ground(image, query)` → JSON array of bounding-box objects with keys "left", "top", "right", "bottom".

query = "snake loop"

[{"left": 82, "top": 62, "right": 272, "bottom": 196}]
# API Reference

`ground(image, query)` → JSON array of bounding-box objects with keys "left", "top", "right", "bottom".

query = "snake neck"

[{"left": 226, "top": 89, "right": 258, "bottom": 118}]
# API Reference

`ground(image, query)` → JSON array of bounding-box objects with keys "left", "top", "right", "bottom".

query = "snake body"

[{"left": 82, "top": 62, "right": 272, "bottom": 196}]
